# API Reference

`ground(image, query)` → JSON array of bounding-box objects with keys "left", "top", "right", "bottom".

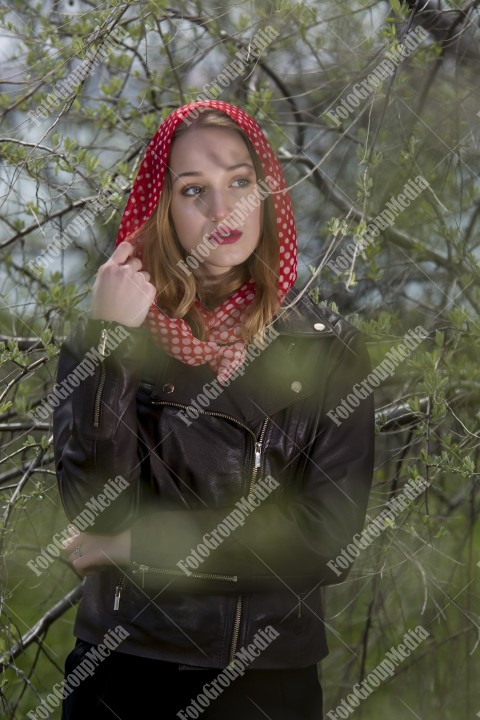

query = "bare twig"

[{"left": 0, "top": 583, "right": 83, "bottom": 669}]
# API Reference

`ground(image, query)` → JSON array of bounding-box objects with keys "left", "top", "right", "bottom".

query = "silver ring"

[{"left": 74, "top": 545, "right": 82, "bottom": 557}]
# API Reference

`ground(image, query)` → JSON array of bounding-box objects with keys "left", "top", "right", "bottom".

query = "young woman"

[{"left": 54, "top": 100, "right": 374, "bottom": 719}]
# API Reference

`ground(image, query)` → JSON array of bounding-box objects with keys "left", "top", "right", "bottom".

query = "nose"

[{"left": 208, "top": 188, "right": 231, "bottom": 222}]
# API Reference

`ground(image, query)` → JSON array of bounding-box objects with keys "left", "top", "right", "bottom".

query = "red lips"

[{"left": 209, "top": 228, "right": 243, "bottom": 245}]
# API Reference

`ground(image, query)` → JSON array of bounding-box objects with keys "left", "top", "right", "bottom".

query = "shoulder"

[
  {"left": 272, "top": 287, "right": 361, "bottom": 346},
  {"left": 269, "top": 288, "right": 372, "bottom": 394}
]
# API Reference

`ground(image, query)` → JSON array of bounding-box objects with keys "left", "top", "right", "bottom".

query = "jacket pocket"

[{"left": 113, "top": 566, "right": 238, "bottom": 612}]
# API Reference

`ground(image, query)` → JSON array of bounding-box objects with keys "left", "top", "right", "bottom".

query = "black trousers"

[{"left": 61, "top": 639, "right": 323, "bottom": 720}]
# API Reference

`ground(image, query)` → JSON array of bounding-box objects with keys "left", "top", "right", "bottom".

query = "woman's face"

[{"left": 168, "top": 125, "right": 262, "bottom": 280}]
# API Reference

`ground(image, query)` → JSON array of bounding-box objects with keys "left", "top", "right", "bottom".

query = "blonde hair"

[{"left": 131, "top": 110, "right": 281, "bottom": 344}]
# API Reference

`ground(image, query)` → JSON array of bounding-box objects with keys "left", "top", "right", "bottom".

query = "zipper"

[
  {"left": 93, "top": 328, "right": 109, "bottom": 428},
  {"left": 254, "top": 442, "right": 262, "bottom": 471},
  {"left": 93, "top": 365, "right": 106, "bottom": 427},
  {"left": 114, "top": 575, "right": 126, "bottom": 611},
  {"left": 131, "top": 563, "right": 238, "bottom": 587},
  {"left": 249, "top": 417, "right": 269, "bottom": 493},
  {"left": 151, "top": 400, "right": 269, "bottom": 496},
  {"left": 229, "top": 416, "right": 269, "bottom": 664},
  {"left": 297, "top": 592, "right": 306, "bottom": 618},
  {"left": 152, "top": 400, "right": 258, "bottom": 443},
  {"left": 229, "top": 596, "right": 243, "bottom": 665},
  {"left": 114, "top": 566, "right": 237, "bottom": 611},
  {"left": 132, "top": 398, "right": 270, "bottom": 665}
]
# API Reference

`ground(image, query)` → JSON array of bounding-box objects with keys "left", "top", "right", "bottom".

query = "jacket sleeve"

[
  {"left": 129, "top": 328, "right": 375, "bottom": 594},
  {"left": 53, "top": 316, "right": 150, "bottom": 533}
]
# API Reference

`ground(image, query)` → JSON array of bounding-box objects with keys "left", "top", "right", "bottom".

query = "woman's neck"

[{"left": 195, "top": 266, "right": 249, "bottom": 309}]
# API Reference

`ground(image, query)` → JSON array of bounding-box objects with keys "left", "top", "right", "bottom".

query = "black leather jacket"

[{"left": 53, "top": 289, "right": 374, "bottom": 669}]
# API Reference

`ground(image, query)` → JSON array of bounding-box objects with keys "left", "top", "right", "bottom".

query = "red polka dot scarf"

[{"left": 115, "top": 100, "right": 297, "bottom": 384}]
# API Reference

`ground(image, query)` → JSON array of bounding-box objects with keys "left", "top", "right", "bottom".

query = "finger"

[
  {"left": 71, "top": 557, "right": 98, "bottom": 576},
  {"left": 63, "top": 539, "right": 79, "bottom": 554},
  {"left": 62, "top": 535, "right": 75, "bottom": 551},
  {"left": 147, "top": 284, "right": 157, "bottom": 304},
  {"left": 109, "top": 241, "right": 135, "bottom": 266},
  {"left": 140, "top": 282, "right": 157, "bottom": 305},
  {"left": 140, "top": 270, "right": 151, "bottom": 282},
  {"left": 71, "top": 547, "right": 107, "bottom": 572},
  {"left": 62, "top": 529, "right": 83, "bottom": 552},
  {"left": 69, "top": 548, "right": 90, "bottom": 567},
  {"left": 123, "top": 257, "right": 143, "bottom": 272}
]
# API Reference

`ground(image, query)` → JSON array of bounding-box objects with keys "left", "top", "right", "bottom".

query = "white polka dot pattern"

[{"left": 115, "top": 101, "right": 297, "bottom": 385}]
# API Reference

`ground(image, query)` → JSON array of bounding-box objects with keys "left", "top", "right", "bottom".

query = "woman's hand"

[
  {"left": 92, "top": 241, "right": 157, "bottom": 327},
  {"left": 62, "top": 526, "right": 131, "bottom": 577}
]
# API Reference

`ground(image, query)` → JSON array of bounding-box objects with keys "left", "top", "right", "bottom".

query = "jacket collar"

[
  {"left": 142, "top": 288, "right": 339, "bottom": 428},
  {"left": 272, "top": 287, "right": 338, "bottom": 337}
]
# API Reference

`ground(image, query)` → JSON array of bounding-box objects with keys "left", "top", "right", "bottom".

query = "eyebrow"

[{"left": 172, "top": 162, "right": 255, "bottom": 184}]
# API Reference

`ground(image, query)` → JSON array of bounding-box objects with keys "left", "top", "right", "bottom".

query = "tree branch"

[
  {"left": 277, "top": 150, "right": 478, "bottom": 276},
  {"left": 0, "top": 583, "right": 83, "bottom": 669}
]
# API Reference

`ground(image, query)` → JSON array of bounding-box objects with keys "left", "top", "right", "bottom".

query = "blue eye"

[
  {"left": 182, "top": 185, "right": 202, "bottom": 197},
  {"left": 180, "top": 177, "right": 252, "bottom": 196},
  {"left": 232, "top": 178, "right": 251, "bottom": 188}
]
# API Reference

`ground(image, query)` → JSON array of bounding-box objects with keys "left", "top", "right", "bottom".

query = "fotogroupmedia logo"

[
  {"left": 176, "top": 176, "right": 280, "bottom": 276},
  {"left": 182, "top": 25, "right": 279, "bottom": 118},
  {"left": 326, "top": 326, "right": 429, "bottom": 427},
  {"left": 26, "top": 626, "right": 130, "bottom": 719},
  {"left": 327, "top": 175, "right": 429, "bottom": 277},
  {"left": 177, "top": 323, "right": 280, "bottom": 425},
  {"left": 326, "top": 626, "right": 430, "bottom": 719},
  {"left": 327, "top": 475, "right": 430, "bottom": 578},
  {"left": 27, "top": 25, "right": 127, "bottom": 126},
  {"left": 28, "top": 324, "right": 130, "bottom": 424},
  {"left": 28, "top": 175, "right": 129, "bottom": 277},
  {"left": 176, "top": 475, "right": 280, "bottom": 576},
  {"left": 176, "top": 625, "right": 280, "bottom": 719},
  {"left": 325, "top": 26, "right": 428, "bottom": 127},
  {"left": 26, "top": 475, "right": 130, "bottom": 577}
]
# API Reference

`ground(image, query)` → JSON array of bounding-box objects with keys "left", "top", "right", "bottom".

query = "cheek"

[{"left": 170, "top": 201, "right": 193, "bottom": 241}]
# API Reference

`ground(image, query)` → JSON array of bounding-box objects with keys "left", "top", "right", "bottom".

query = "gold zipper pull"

[{"left": 254, "top": 442, "right": 262, "bottom": 469}]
